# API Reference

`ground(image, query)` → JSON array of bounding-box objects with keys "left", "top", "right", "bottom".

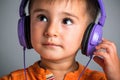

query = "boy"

[{"left": 0, "top": 0, "right": 120, "bottom": 80}]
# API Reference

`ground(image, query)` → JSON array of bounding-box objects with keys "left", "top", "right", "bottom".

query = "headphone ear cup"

[
  {"left": 18, "top": 16, "right": 32, "bottom": 49},
  {"left": 81, "top": 23, "right": 103, "bottom": 56},
  {"left": 81, "top": 23, "right": 95, "bottom": 56},
  {"left": 18, "top": 16, "right": 27, "bottom": 48}
]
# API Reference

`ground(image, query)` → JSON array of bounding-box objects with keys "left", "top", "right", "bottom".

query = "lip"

[{"left": 42, "top": 42, "right": 62, "bottom": 48}]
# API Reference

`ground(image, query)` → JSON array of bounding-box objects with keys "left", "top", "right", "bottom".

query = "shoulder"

[
  {"left": 0, "top": 61, "right": 39, "bottom": 80},
  {"left": 78, "top": 63, "right": 107, "bottom": 80},
  {"left": 85, "top": 69, "right": 106, "bottom": 80},
  {"left": 0, "top": 69, "right": 25, "bottom": 80}
]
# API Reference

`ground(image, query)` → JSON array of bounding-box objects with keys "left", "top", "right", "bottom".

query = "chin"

[{"left": 40, "top": 54, "right": 66, "bottom": 61}]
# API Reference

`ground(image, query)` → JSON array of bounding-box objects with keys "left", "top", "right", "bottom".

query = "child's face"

[{"left": 30, "top": 0, "right": 89, "bottom": 60}]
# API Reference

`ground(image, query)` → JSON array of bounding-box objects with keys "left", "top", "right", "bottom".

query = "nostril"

[
  {"left": 43, "top": 29, "right": 58, "bottom": 38},
  {"left": 43, "top": 23, "right": 59, "bottom": 37}
]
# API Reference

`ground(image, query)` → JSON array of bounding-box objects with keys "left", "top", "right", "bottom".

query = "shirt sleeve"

[
  {"left": 86, "top": 70, "right": 107, "bottom": 80},
  {"left": 0, "top": 75, "right": 11, "bottom": 80}
]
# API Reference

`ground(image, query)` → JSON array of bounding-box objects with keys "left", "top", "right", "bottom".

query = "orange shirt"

[{"left": 0, "top": 61, "right": 107, "bottom": 80}]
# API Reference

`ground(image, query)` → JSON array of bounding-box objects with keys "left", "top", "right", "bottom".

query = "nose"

[{"left": 44, "top": 22, "right": 59, "bottom": 37}]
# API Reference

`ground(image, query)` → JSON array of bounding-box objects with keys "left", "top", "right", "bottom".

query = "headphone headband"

[
  {"left": 19, "top": 0, "right": 28, "bottom": 17},
  {"left": 98, "top": 0, "right": 106, "bottom": 26}
]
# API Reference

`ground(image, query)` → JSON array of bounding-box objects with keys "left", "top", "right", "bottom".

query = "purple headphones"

[
  {"left": 18, "top": 0, "right": 106, "bottom": 57},
  {"left": 81, "top": 0, "right": 106, "bottom": 56},
  {"left": 18, "top": 0, "right": 32, "bottom": 49}
]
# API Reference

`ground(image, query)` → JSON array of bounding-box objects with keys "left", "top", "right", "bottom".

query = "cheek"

[
  {"left": 77, "top": 29, "right": 86, "bottom": 49},
  {"left": 31, "top": 30, "right": 39, "bottom": 42},
  {"left": 72, "top": 26, "right": 86, "bottom": 49},
  {"left": 30, "top": 23, "right": 43, "bottom": 47},
  {"left": 63, "top": 28, "right": 85, "bottom": 53},
  {"left": 31, "top": 29, "right": 39, "bottom": 48}
]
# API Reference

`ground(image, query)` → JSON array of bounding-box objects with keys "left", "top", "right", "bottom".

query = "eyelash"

[
  {"left": 62, "top": 17, "right": 73, "bottom": 25},
  {"left": 37, "top": 14, "right": 48, "bottom": 22},
  {"left": 36, "top": 14, "right": 73, "bottom": 25}
]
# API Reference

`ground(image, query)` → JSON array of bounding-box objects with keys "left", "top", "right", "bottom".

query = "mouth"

[{"left": 42, "top": 42, "right": 62, "bottom": 48}]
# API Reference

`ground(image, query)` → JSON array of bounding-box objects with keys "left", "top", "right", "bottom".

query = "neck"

[{"left": 39, "top": 57, "right": 78, "bottom": 80}]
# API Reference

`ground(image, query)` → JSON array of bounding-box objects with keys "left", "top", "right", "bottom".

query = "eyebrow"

[
  {"left": 62, "top": 12, "right": 79, "bottom": 20},
  {"left": 32, "top": 8, "right": 79, "bottom": 20},
  {"left": 32, "top": 8, "right": 48, "bottom": 14}
]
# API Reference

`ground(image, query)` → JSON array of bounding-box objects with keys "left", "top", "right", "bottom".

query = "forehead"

[
  {"left": 30, "top": 0, "right": 87, "bottom": 13},
  {"left": 30, "top": 0, "right": 86, "bottom": 5}
]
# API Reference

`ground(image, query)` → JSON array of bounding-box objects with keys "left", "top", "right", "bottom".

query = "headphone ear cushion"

[
  {"left": 81, "top": 23, "right": 95, "bottom": 56},
  {"left": 24, "top": 16, "right": 32, "bottom": 49},
  {"left": 18, "top": 16, "right": 32, "bottom": 49}
]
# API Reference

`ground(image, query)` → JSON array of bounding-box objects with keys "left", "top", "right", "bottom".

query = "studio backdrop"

[{"left": 0, "top": 0, "right": 120, "bottom": 77}]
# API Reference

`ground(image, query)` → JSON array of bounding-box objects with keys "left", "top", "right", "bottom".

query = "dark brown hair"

[
  {"left": 86, "top": 0, "right": 100, "bottom": 22},
  {"left": 28, "top": 0, "right": 100, "bottom": 22}
]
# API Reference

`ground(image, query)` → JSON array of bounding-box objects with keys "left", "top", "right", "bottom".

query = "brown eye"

[
  {"left": 38, "top": 15, "right": 48, "bottom": 22},
  {"left": 63, "top": 18, "right": 73, "bottom": 25}
]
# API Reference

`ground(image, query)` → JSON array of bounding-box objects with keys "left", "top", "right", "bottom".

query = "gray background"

[{"left": 0, "top": 0, "right": 120, "bottom": 77}]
